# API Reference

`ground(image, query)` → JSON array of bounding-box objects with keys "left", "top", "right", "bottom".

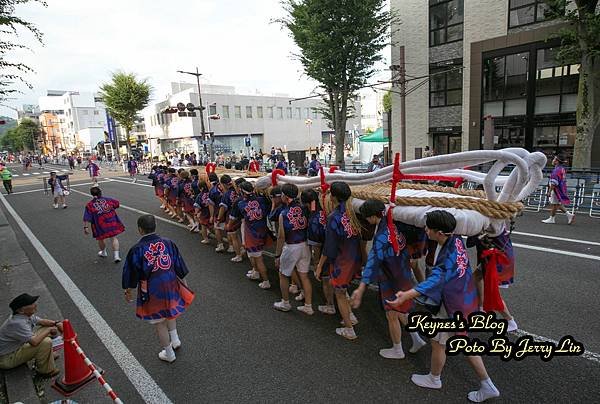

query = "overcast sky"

[{"left": 1, "top": 0, "right": 390, "bottom": 118}]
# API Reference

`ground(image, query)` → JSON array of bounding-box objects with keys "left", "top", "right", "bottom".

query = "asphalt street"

[{"left": 1, "top": 167, "right": 599, "bottom": 403}]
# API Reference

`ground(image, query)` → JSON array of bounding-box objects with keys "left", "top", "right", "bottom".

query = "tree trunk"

[
  {"left": 572, "top": 55, "right": 600, "bottom": 170},
  {"left": 334, "top": 92, "right": 348, "bottom": 169}
]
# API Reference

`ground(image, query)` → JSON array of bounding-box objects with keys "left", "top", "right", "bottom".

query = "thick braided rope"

[{"left": 351, "top": 183, "right": 486, "bottom": 198}]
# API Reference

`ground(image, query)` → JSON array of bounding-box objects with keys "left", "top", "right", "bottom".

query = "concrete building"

[
  {"left": 17, "top": 104, "right": 40, "bottom": 124},
  {"left": 39, "top": 90, "right": 108, "bottom": 153},
  {"left": 143, "top": 83, "right": 361, "bottom": 158},
  {"left": 390, "top": 0, "right": 593, "bottom": 165},
  {"left": 360, "top": 88, "right": 387, "bottom": 132}
]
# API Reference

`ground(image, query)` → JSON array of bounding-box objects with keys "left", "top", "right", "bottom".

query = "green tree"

[
  {"left": 546, "top": 0, "right": 600, "bottom": 168},
  {"left": 280, "top": 0, "right": 393, "bottom": 167},
  {"left": 0, "top": 0, "right": 46, "bottom": 105},
  {"left": 382, "top": 90, "right": 392, "bottom": 113},
  {"left": 99, "top": 71, "right": 151, "bottom": 156},
  {"left": 0, "top": 118, "right": 39, "bottom": 151}
]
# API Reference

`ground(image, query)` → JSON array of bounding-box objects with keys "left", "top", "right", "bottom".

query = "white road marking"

[
  {"left": 43, "top": 171, "right": 50, "bottom": 174},
  {"left": 512, "top": 243, "right": 600, "bottom": 261},
  {"left": 0, "top": 194, "right": 173, "bottom": 404},
  {"left": 12, "top": 174, "right": 18, "bottom": 177},
  {"left": 513, "top": 231, "right": 600, "bottom": 247},
  {"left": 22, "top": 173, "right": 30, "bottom": 176},
  {"left": 9, "top": 180, "right": 113, "bottom": 195},
  {"left": 108, "top": 177, "right": 153, "bottom": 188},
  {"left": 513, "top": 329, "right": 600, "bottom": 365},
  {"left": 32, "top": 172, "right": 40, "bottom": 175}
]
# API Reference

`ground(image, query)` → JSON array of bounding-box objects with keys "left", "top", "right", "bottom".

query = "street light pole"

[{"left": 177, "top": 68, "right": 207, "bottom": 158}]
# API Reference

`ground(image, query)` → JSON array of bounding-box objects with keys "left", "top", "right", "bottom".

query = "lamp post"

[{"left": 177, "top": 67, "right": 207, "bottom": 143}]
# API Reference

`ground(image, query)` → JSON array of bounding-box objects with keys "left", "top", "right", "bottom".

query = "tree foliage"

[
  {"left": 382, "top": 90, "right": 392, "bottom": 113},
  {"left": 99, "top": 71, "right": 151, "bottom": 152},
  {"left": 280, "top": 0, "right": 393, "bottom": 166},
  {"left": 0, "top": 118, "right": 39, "bottom": 151},
  {"left": 546, "top": 0, "right": 600, "bottom": 168},
  {"left": 0, "top": 0, "right": 46, "bottom": 105}
]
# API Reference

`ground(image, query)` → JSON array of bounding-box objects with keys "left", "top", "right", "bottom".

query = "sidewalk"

[{"left": 0, "top": 198, "right": 107, "bottom": 403}]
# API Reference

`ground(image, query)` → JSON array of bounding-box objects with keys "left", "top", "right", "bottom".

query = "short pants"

[{"left": 279, "top": 242, "right": 311, "bottom": 277}]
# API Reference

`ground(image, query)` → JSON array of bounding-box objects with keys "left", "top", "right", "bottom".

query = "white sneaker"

[
  {"left": 379, "top": 347, "right": 405, "bottom": 359},
  {"left": 215, "top": 243, "right": 225, "bottom": 252},
  {"left": 411, "top": 373, "right": 442, "bottom": 389},
  {"left": 231, "top": 255, "right": 243, "bottom": 263},
  {"left": 318, "top": 305, "right": 336, "bottom": 315},
  {"left": 200, "top": 239, "right": 211, "bottom": 244},
  {"left": 409, "top": 335, "right": 427, "bottom": 353},
  {"left": 289, "top": 284, "right": 299, "bottom": 294},
  {"left": 294, "top": 291, "right": 305, "bottom": 301},
  {"left": 507, "top": 319, "right": 518, "bottom": 332},
  {"left": 541, "top": 216, "right": 555, "bottom": 224},
  {"left": 567, "top": 212, "right": 575, "bottom": 225},
  {"left": 226, "top": 245, "right": 235, "bottom": 253},
  {"left": 273, "top": 300, "right": 291, "bottom": 312},
  {"left": 468, "top": 381, "right": 500, "bottom": 402},
  {"left": 97, "top": 249, "right": 107, "bottom": 257},
  {"left": 158, "top": 347, "right": 176, "bottom": 363},
  {"left": 62, "top": 204, "right": 67, "bottom": 209},
  {"left": 133, "top": 178, "right": 137, "bottom": 183},
  {"left": 160, "top": 205, "right": 165, "bottom": 209},
  {"left": 171, "top": 339, "right": 181, "bottom": 350},
  {"left": 258, "top": 280, "right": 271, "bottom": 289},
  {"left": 340, "top": 312, "right": 359, "bottom": 326},
  {"left": 53, "top": 203, "right": 59, "bottom": 209},
  {"left": 335, "top": 327, "right": 357, "bottom": 340},
  {"left": 297, "top": 304, "right": 314, "bottom": 315},
  {"left": 246, "top": 270, "right": 260, "bottom": 280}
]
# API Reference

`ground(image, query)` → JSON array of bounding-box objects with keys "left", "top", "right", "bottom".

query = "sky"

[{"left": 1, "top": 0, "right": 390, "bottom": 118}]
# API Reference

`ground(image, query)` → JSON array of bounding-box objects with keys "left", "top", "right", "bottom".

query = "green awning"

[{"left": 359, "top": 128, "right": 387, "bottom": 143}]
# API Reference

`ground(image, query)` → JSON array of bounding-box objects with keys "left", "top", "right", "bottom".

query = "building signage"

[{"left": 106, "top": 111, "right": 116, "bottom": 143}]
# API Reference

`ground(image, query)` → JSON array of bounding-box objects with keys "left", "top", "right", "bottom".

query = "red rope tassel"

[{"left": 271, "top": 169, "right": 285, "bottom": 186}]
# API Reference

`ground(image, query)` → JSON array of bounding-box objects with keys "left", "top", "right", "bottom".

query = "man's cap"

[{"left": 9, "top": 293, "right": 39, "bottom": 312}]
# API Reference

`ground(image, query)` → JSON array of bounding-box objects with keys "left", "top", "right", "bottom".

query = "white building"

[
  {"left": 360, "top": 88, "right": 387, "bottom": 132},
  {"left": 39, "top": 90, "right": 108, "bottom": 153},
  {"left": 390, "top": 0, "right": 593, "bottom": 165},
  {"left": 17, "top": 104, "right": 40, "bottom": 124},
  {"left": 143, "top": 83, "right": 361, "bottom": 158}
]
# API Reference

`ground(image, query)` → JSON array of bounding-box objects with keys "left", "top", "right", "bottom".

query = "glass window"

[
  {"left": 535, "top": 95, "right": 560, "bottom": 114},
  {"left": 257, "top": 106, "right": 263, "bottom": 118},
  {"left": 286, "top": 107, "right": 292, "bottom": 119},
  {"left": 504, "top": 53, "right": 529, "bottom": 99},
  {"left": 504, "top": 98, "right": 527, "bottom": 116},
  {"left": 312, "top": 108, "right": 318, "bottom": 119},
  {"left": 496, "top": 127, "right": 525, "bottom": 148},
  {"left": 267, "top": 106, "right": 274, "bottom": 119},
  {"left": 304, "top": 108, "right": 310, "bottom": 118},
  {"left": 509, "top": 0, "right": 558, "bottom": 28},
  {"left": 234, "top": 106, "right": 241, "bottom": 118},
  {"left": 94, "top": 110, "right": 99, "bottom": 115},
  {"left": 82, "top": 110, "right": 89, "bottom": 115},
  {"left": 429, "top": 65, "right": 463, "bottom": 107},
  {"left": 535, "top": 47, "right": 580, "bottom": 114},
  {"left": 483, "top": 57, "right": 505, "bottom": 101},
  {"left": 558, "top": 125, "right": 576, "bottom": 146},
  {"left": 295, "top": 107, "right": 301, "bottom": 119},
  {"left": 246, "top": 106, "right": 253, "bottom": 118},
  {"left": 533, "top": 126, "right": 558, "bottom": 147},
  {"left": 483, "top": 101, "right": 503, "bottom": 117},
  {"left": 222, "top": 105, "right": 230, "bottom": 118},
  {"left": 277, "top": 107, "right": 283, "bottom": 119},
  {"left": 560, "top": 94, "right": 577, "bottom": 112},
  {"left": 429, "top": 0, "right": 463, "bottom": 46},
  {"left": 209, "top": 104, "right": 217, "bottom": 115}
]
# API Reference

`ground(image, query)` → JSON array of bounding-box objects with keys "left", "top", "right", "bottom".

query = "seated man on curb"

[{"left": 0, "top": 293, "right": 63, "bottom": 378}]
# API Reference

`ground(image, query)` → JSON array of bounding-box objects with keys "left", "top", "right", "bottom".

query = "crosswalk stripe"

[
  {"left": 32, "top": 172, "right": 40, "bottom": 175},
  {"left": 22, "top": 173, "right": 30, "bottom": 176},
  {"left": 12, "top": 174, "right": 19, "bottom": 177},
  {"left": 43, "top": 171, "right": 50, "bottom": 174}
]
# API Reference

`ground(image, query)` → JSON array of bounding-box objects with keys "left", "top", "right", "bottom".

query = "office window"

[
  {"left": 535, "top": 47, "right": 579, "bottom": 114},
  {"left": 483, "top": 52, "right": 529, "bottom": 117},
  {"left": 509, "top": 0, "right": 557, "bottom": 28},
  {"left": 286, "top": 107, "right": 293, "bottom": 119},
  {"left": 277, "top": 107, "right": 283, "bottom": 119},
  {"left": 82, "top": 109, "right": 89, "bottom": 115},
  {"left": 257, "top": 106, "right": 263, "bottom": 118},
  {"left": 209, "top": 104, "right": 217, "bottom": 115},
  {"left": 267, "top": 106, "right": 274, "bottom": 119},
  {"left": 429, "top": 0, "right": 463, "bottom": 47},
  {"left": 429, "top": 66, "right": 463, "bottom": 107},
  {"left": 222, "top": 105, "right": 230, "bottom": 118},
  {"left": 234, "top": 106, "right": 242, "bottom": 118},
  {"left": 304, "top": 108, "right": 310, "bottom": 118},
  {"left": 295, "top": 107, "right": 301, "bottom": 119},
  {"left": 312, "top": 108, "right": 318, "bottom": 119},
  {"left": 246, "top": 106, "right": 253, "bottom": 118},
  {"left": 94, "top": 110, "right": 99, "bottom": 115}
]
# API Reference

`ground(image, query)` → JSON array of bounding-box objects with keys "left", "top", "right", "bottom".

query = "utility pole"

[
  {"left": 177, "top": 67, "right": 208, "bottom": 158},
  {"left": 399, "top": 46, "right": 407, "bottom": 163}
]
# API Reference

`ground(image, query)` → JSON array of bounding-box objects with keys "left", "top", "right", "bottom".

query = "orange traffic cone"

[{"left": 52, "top": 319, "right": 102, "bottom": 396}]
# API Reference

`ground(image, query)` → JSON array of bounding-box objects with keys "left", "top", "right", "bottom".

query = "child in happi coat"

[
  {"left": 226, "top": 178, "right": 246, "bottom": 262},
  {"left": 231, "top": 181, "right": 272, "bottom": 289},
  {"left": 122, "top": 215, "right": 194, "bottom": 363},
  {"left": 85, "top": 159, "right": 100, "bottom": 185},
  {"left": 301, "top": 189, "right": 335, "bottom": 315},
  {"left": 207, "top": 173, "right": 224, "bottom": 251},
  {"left": 316, "top": 182, "right": 363, "bottom": 340},
  {"left": 178, "top": 171, "right": 198, "bottom": 231},
  {"left": 542, "top": 154, "right": 575, "bottom": 224},
  {"left": 351, "top": 200, "right": 427, "bottom": 359},
  {"left": 153, "top": 166, "right": 167, "bottom": 210},
  {"left": 163, "top": 168, "right": 179, "bottom": 218},
  {"left": 273, "top": 184, "right": 313, "bottom": 314},
  {"left": 194, "top": 180, "right": 212, "bottom": 244},
  {"left": 83, "top": 186, "right": 125, "bottom": 262},
  {"left": 467, "top": 225, "right": 518, "bottom": 332},
  {"left": 387, "top": 210, "right": 499, "bottom": 403},
  {"left": 127, "top": 157, "right": 138, "bottom": 182}
]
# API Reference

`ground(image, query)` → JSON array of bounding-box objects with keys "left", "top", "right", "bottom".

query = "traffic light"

[{"left": 245, "top": 137, "right": 251, "bottom": 147}]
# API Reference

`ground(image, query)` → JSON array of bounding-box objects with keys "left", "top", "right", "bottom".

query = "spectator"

[
  {"left": 1, "top": 165, "right": 13, "bottom": 194},
  {"left": 423, "top": 146, "right": 434, "bottom": 158},
  {"left": 367, "top": 155, "right": 384, "bottom": 172},
  {"left": 0, "top": 294, "right": 63, "bottom": 378}
]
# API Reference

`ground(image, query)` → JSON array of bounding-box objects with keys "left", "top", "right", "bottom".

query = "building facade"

[
  {"left": 143, "top": 83, "right": 361, "bottom": 158},
  {"left": 390, "top": 0, "right": 598, "bottom": 166},
  {"left": 38, "top": 90, "right": 108, "bottom": 154}
]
